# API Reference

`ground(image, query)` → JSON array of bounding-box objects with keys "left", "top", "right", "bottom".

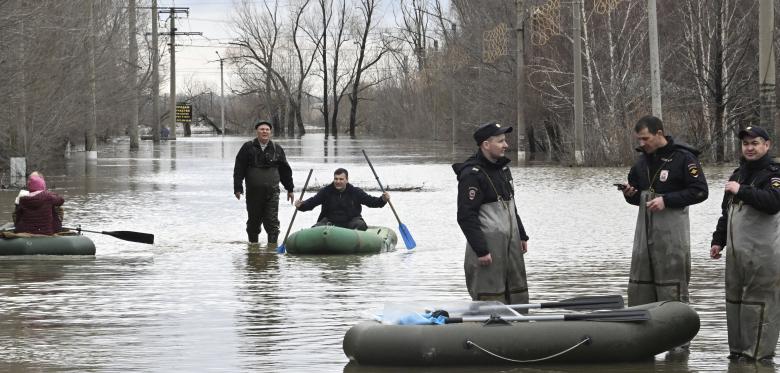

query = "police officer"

[
  {"left": 620, "top": 115, "right": 708, "bottom": 307},
  {"left": 709, "top": 125, "right": 780, "bottom": 363},
  {"left": 452, "top": 121, "right": 530, "bottom": 305},
  {"left": 233, "top": 120, "right": 294, "bottom": 245}
]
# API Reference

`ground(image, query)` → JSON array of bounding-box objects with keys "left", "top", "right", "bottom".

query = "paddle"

[
  {"left": 513, "top": 295, "right": 623, "bottom": 311},
  {"left": 361, "top": 149, "right": 416, "bottom": 250},
  {"left": 465, "top": 295, "right": 624, "bottom": 314},
  {"left": 445, "top": 309, "right": 650, "bottom": 324},
  {"left": 277, "top": 168, "right": 314, "bottom": 254},
  {"left": 64, "top": 226, "right": 154, "bottom": 245}
]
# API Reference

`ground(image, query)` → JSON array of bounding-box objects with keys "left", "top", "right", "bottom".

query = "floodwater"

[{"left": 0, "top": 134, "right": 771, "bottom": 372}]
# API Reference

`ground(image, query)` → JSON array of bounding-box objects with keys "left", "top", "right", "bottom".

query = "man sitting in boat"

[
  {"left": 13, "top": 171, "right": 64, "bottom": 235},
  {"left": 294, "top": 168, "right": 389, "bottom": 230}
]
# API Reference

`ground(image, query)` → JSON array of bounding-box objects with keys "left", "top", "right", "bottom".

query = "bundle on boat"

[{"left": 343, "top": 299, "right": 699, "bottom": 365}]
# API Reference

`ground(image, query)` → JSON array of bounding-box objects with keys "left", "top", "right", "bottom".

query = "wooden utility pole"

[
  {"left": 128, "top": 0, "right": 140, "bottom": 149},
  {"left": 647, "top": 0, "right": 662, "bottom": 119},
  {"left": 759, "top": 0, "right": 776, "bottom": 140},
  {"left": 572, "top": 0, "right": 584, "bottom": 165},
  {"left": 152, "top": 0, "right": 160, "bottom": 143},
  {"left": 86, "top": 0, "right": 98, "bottom": 160},
  {"left": 516, "top": 0, "right": 527, "bottom": 163},
  {"left": 216, "top": 51, "right": 226, "bottom": 136},
  {"left": 159, "top": 7, "right": 201, "bottom": 140}
]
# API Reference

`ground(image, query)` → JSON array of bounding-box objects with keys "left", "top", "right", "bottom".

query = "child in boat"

[{"left": 13, "top": 172, "right": 64, "bottom": 235}]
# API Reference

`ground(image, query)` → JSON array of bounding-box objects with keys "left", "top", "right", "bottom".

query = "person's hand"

[
  {"left": 381, "top": 192, "right": 390, "bottom": 202},
  {"left": 294, "top": 199, "right": 302, "bottom": 209},
  {"left": 710, "top": 245, "right": 723, "bottom": 259},
  {"left": 477, "top": 253, "right": 492, "bottom": 266},
  {"left": 287, "top": 191, "right": 295, "bottom": 204},
  {"left": 623, "top": 184, "right": 638, "bottom": 197},
  {"left": 234, "top": 192, "right": 242, "bottom": 200},
  {"left": 520, "top": 240, "right": 528, "bottom": 254},
  {"left": 646, "top": 196, "right": 665, "bottom": 212},
  {"left": 725, "top": 181, "right": 740, "bottom": 195}
]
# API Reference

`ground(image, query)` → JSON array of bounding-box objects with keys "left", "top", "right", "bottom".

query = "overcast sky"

[{"left": 153, "top": 0, "right": 419, "bottom": 95}]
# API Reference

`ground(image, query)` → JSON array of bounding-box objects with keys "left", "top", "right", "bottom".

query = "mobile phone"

[{"left": 613, "top": 183, "right": 627, "bottom": 191}]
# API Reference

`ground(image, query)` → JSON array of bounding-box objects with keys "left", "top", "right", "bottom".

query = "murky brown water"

[{"left": 0, "top": 135, "right": 771, "bottom": 372}]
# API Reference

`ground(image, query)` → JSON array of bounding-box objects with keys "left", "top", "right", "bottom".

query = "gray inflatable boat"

[{"left": 343, "top": 301, "right": 699, "bottom": 365}]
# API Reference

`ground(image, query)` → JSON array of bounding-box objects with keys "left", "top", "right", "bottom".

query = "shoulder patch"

[
  {"left": 467, "top": 186, "right": 479, "bottom": 200},
  {"left": 687, "top": 163, "right": 700, "bottom": 178},
  {"left": 771, "top": 177, "right": 780, "bottom": 189}
]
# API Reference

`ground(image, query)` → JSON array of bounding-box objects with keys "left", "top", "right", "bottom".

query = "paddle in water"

[
  {"left": 277, "top": 169, "right": 314, "bottom": 254},
  {"left": 361, "top": 150, "right": 416, "bottom": 250},
  {"left": 64, "top": 225, "right": 154, "bottom": 244}
]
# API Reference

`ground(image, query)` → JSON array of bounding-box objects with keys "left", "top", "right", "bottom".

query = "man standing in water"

[
  {"left": 709, "top": 126, "right": 780, "bottom": 364},
  {"left": 453, "top": 122, "right": 530, "bottom": 305},
  {"left": 233, "top": 120, "right": 294, "bottom": 246},
  {"left": 620, "top": 115, "right": 708, "bottom": 307}
]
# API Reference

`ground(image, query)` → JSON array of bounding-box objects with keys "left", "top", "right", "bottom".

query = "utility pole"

[
  {"left": 86, "top": 0, "right": 98, "bottom": 160},
  {"left": 515, "top": 0, "right": 527, "bottom": 163},
  {"left": 572, "top": 0, "right": 584, "bottom": 165},
  {"left": 216, "top": 51, "right": 226, "bottom": 137},
  {"left": 128, "top": 0, "right": 140, "bottom": 149},
  {"left": 759, "top": 0, "right": 776, "bottom": 140},
  {"left": 647, "top": 0, "right": 662, "bottom": 119},
  {"left": 158, "top": 7, "right": 201, "bottom": 140},
  {"left": 151, "top": 0, "right": 160, "bottom": 143}
]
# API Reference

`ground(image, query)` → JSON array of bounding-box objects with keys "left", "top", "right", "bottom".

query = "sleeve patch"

[
  {"left": 467, "top": 186, "right": 479, "bottom": 200},
  {"left": 688, "top": 163, "right": 700, "bottom": 178},
  {"left": 771, "top": 177, "right": 780, "bottom": 189}
]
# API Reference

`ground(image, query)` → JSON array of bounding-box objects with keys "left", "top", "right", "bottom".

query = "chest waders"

[
  {"left": 464, "top": 170, "right": 528, "bottom": 305},
  {"left": 627, "top": 191, "right": 691, "bottom": 306},
  {"left": 244, "top": 145, "right": 283, "bottom": 243},
  {"left": 725, "top": 200, "right": 780, "bottom": 359}
]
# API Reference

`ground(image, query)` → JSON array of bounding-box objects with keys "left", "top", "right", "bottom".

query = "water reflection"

[{"left": 0, "top": 135, "right": 758, "bottom": 372}]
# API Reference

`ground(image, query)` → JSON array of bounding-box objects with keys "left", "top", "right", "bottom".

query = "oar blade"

[
  {"left": 276, "top": 244, "right": 286, "bottom": 254},
  {"left": 565, "top": 309, "right": 650, "bottom": 322},
  {"left": 398, "top": 223, "right": 416, "bottom": 250},
  {"left": 542, "top": 295, "right": 625, "bottom": 310},
  {"left": 103, "top": 230, "right": 155, "bottom": 245}
]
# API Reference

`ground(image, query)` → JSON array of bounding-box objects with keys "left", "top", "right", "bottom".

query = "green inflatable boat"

[
  {"left": 283, "top": 225, "right": 397, "bottom": 254},
  {"left": 343, "top": 301, "right": 699, "bottom": 365},
  {"left": 0, "top": 234, "right": 96, "bottom": 255}
]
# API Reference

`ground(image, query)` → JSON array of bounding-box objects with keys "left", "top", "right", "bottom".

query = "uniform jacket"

[
  {"left": 14, "top": 191, "right": 64, "bottom": 235},
  {"left": 233, "top": 139, "right": 293, "bottom": 193},
  {"left": 625, "top": 136, "right": 708, "bottom": 208},
  {"left": 711, "top": 154, "right": 780, "bottom": 247},
  {"left": 453, "top": 150, "right": 529, "bottom": 257},
  {"left": 297, "top": 183, "right": 386, "bottom": 225}
]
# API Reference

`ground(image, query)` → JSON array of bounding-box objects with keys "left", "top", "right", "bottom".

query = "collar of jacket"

[
  {"left": 252, "top": 138, "right": 272, "bottom": 149},
  {"left": 325, "top": 183, "right": 354, "bottom": 193},
  {"left": 476, "top": 149, "right": 510, "bottom": 169},
  {"left": 740, "top": 153, "right": 773, "bottom": 171}
]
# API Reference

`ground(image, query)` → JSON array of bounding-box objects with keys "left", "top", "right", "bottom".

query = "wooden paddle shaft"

[
  {"left": 282, "top": 169, "right": 313, "bottom": 245},
  {"left": 361, "top": 150, "right": 402, "bottom": 224}
]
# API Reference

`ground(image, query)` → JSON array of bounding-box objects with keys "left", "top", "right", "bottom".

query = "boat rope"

[{"left": 465, "top": 336, "right": 591, "bottom": 363}]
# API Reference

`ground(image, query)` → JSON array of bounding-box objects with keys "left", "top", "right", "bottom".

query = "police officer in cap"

[
  {"left": 233, "top": 120, "right": 295, "bottom": 246},
  {"left": 452, "top": 121, "right": 530, "bottom": 305},
  {"left": 709, "top": 125, "right": 780, "bottom": 363},
  {"left": 620, "top": 115, "right": 708, "bottom": 310}
]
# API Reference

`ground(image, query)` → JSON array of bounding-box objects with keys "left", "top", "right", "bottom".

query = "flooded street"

[{"left": 0, "top": 135, "right": 768, "bottom": 372}]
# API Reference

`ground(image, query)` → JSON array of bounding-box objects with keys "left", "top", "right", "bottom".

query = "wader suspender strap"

[{"left": 476, "top": 166, "right": 515, "bottom": 241}]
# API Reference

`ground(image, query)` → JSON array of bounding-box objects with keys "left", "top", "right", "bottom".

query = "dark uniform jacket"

[
  {"left": 233, "top": 139, "right": 293, "bottom": 194},
  {"left": 711, "top": 154, "right": 780, "bottom": 247},
  {"left": 452, "top": 151, "right": 529, "bottom": 257},
  {"left": 297, "top": 183, "right": 386, "bottom": 225},
  {"left": 625, "top": 136, "right": 708, "bottom": 208}
]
